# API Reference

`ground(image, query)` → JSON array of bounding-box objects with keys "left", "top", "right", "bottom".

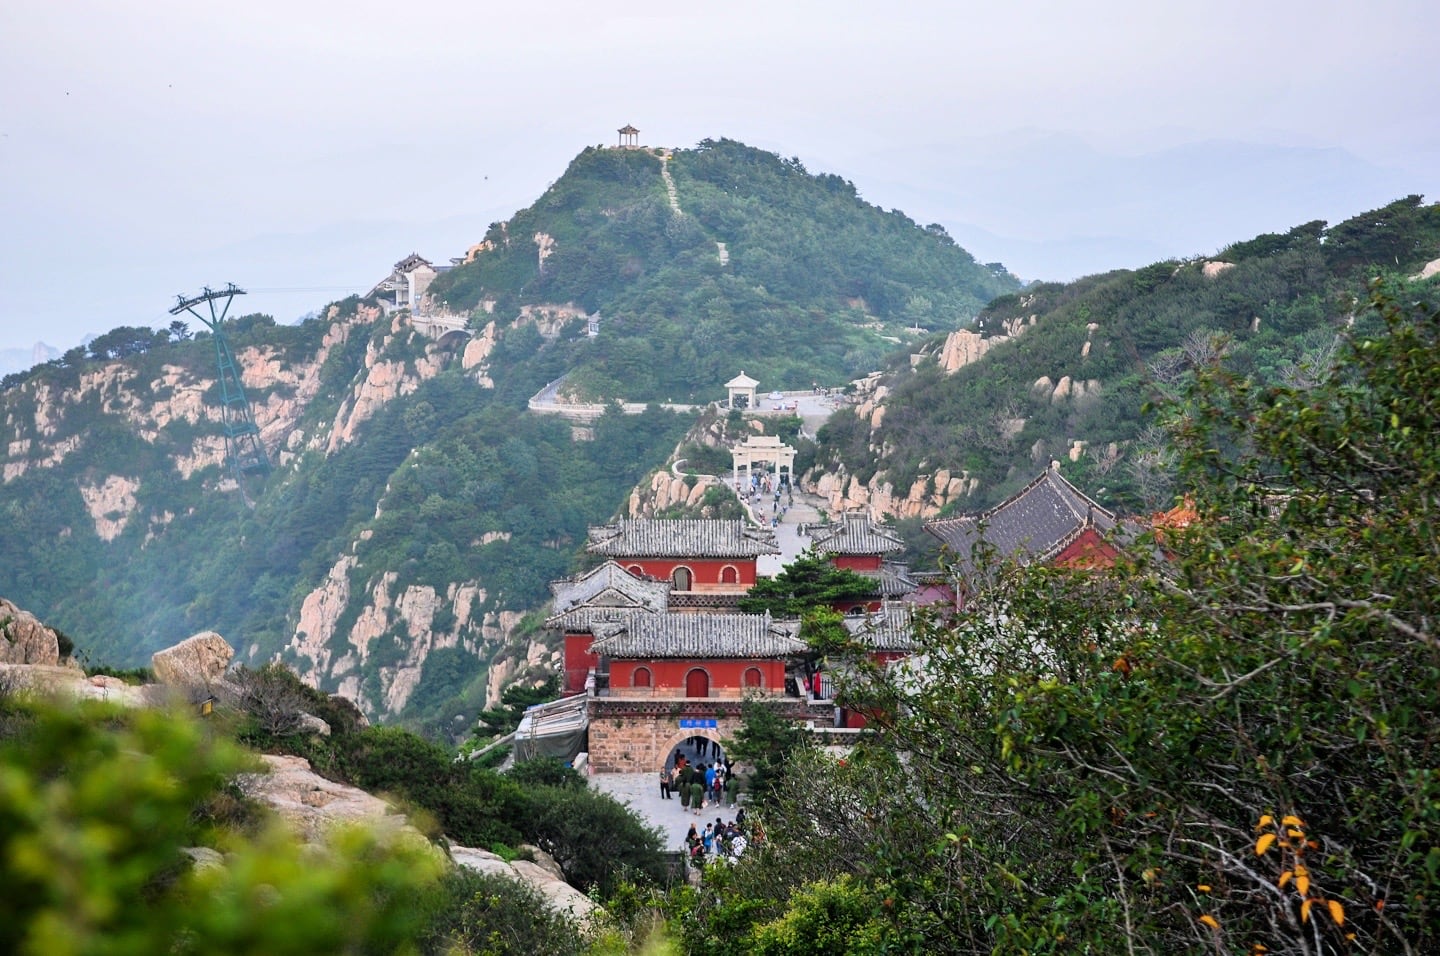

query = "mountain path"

[
  {"left": 658, "top": 150, "right": 729, "bottom": 267},
  {"left": 658, "top": 152, "right": 683, "bottom": 216}
]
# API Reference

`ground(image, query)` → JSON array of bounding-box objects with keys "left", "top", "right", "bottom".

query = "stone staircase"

[{"left": 658, "top": 152, "right": 683, "bottom": 216}]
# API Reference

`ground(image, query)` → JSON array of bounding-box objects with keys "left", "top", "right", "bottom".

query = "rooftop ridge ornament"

[{"left": 169, "top": 284, "right": 271, "bottom": 484}]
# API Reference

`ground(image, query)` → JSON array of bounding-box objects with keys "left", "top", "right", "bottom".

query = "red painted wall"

[
  {"left": 622, "top": 557, "right": 759, "bottom": 590},
  {"left": 832, "top": 554, "right": 883, "bottom": 573},
  {"left": 839, "top": 650, "right": 910, "bottom": 729},
  {"left": 611, "top": 656, "right": 787, "bottom": 696},
  {"left": 563, "top": 632, "right": 599, "bottom": 694}
]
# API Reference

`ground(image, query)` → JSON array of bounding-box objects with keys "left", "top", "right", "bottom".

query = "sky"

[{"left": 2, "top": 0, "right": 1437, "bottom": 364}]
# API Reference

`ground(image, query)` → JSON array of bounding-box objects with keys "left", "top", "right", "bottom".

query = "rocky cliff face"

[
  {"left": 0, "top": 304, "right": 574, "bottom": 722},
  {"left": 0, "top": 596, "right": 64, "bottom": 665},
  {"left": 286, "top": 550, "right": 525, "bottom": 717},
  {"left": 1, "top": 307, "right": 371, "bottom": 491},
  {"left": 802, "top": 306, "right": 1047, "bottom": 520}
]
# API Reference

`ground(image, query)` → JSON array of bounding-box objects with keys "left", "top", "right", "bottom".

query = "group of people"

[
  {"left": 737, "top": 473, "right": 795, "bottom": 528},
  {"left": 661, "top": 751, "right": 739, "bottom": 812},
  {"left": 685, "top": 812, "right": 749, "bottom": 866}
]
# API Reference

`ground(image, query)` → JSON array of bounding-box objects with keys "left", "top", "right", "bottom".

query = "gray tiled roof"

[
  {"left": 546, "top": 560, "right": 669, "bottom": 626},
  {"left": 841, "top": 603, "right": 918, "bottom": 652},
  {"left": 810, "top": 512, "right": 905, "bottom": 556},
  {"left": 924, "top": 468, "right": 1117, "bottom": 579},
  {"left": 549, "top": 606, "right": 650, "bottom": 632},
  {"left": 590, "top": 612, "right": 806, "bottom": 659},
  {"left": 587, "top": 519, "right": 780, "bottom": 558},
  {"left": 855, "top": 562, "right": 920, "bottom": 598}
]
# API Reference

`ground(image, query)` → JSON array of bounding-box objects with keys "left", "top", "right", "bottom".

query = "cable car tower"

[{"left": 169, "top": 284, "right": 271, "bottom": 483}]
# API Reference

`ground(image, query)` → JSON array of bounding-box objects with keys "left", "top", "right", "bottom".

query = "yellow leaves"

[
  {"left": 1281, "top": 814, "right": 1304, "bottom": 829},
  {"left": 1295, "top": 869, "right": 1310, "bottom": 897},
  {"left": 1255, "top": 814, "right": 1274, "bottom": 830},
  {"left": 1255, "top": 833, "right": 1277, "bottom": 856},
  {"left": 1197, "top": 884, "right": 1212, "bottom": 893},
  {"left": 1299, "top": 896, "right": 1344, "bottom": 925},
  {"left": 1278, "top": 870, "right": 1293, "bottom": 889},
  {"left": 1198, "top": 914, "right": 1220, "bottom": 931}
]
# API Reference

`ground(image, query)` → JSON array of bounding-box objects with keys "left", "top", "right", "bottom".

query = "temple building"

[
  {"left": 367, "top": 253, "right": 452, "bottom": 314},
  {"left": 549, "top": 560, "right": 671, "bottom": 694},
  {"left": 924, "top": 466, "right": 1127, "bottom": 606},
  {"left": 809, "top": 512, "right": 917, "bottom": 611},
  {"left": 586, "top": 518, "right": 779, "bottom": 610}
]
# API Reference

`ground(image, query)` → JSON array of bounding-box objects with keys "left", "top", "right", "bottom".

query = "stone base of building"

[{"left": 586, "top": 696, "right": 832, "bottom": 773}]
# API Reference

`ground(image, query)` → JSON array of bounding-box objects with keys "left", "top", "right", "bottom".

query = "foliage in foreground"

[
  {"left": 684, "top": 284, "right": 1440, "bottom": 954},
  {"left": 236, "top": 673, "right": 668, "bottom": 898},
  {"left": 0, "top": 698, "right": 444, "bottom": 955}
]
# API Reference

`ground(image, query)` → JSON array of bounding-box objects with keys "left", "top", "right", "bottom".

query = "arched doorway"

[
  {"left": 672, "top": 566, "right": 693, "bottom": 591},
  {"left": 685, "top": 668, "right": 710, "bottom": 698}
]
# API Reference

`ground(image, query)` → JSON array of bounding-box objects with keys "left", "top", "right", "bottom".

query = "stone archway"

[{"left": 659, "top": 728, "right": 726, "bottom": 770}]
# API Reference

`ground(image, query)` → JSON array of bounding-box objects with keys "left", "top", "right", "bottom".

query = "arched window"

[
  {"left": 672, "top": 566, "right": 693, "bottom": 591},
  {"left": 743, "top": 666, "right": 763, "bottom": 689},
  {"left": 685, "top": 668, "right": 710, "bottom": 698},
  {"left": 720, "top": 565, "right": 740, "bottom": 585},
  {"left": 632, "top": 666, "right": 652, "bottom": 688},
  {"left": 850, "top": 604, "right": 868, "bottom": 615},
  {"left": 627, "top": 565, "right": 644, "bottom": 577}
]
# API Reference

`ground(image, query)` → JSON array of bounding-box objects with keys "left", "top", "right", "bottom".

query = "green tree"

[
  {"left": 0, "top": 699, "right": 443, "bottom": 956},
  {"left": 417, "top": 869, "right": 584, "bottom": 956},
  {"left": 724, "top": 696, "right": 810, "bottom": 807},
  {"left": 695, "top": 283, "right": 1440, "bottom": 954},
  {"left": 475, "top": 676, "right": 560, "bottom": 740},
  {"left": 843, "top": 281, "right": 1440, "bottom": 952},
  {"left": 737, "top": 553, "right": 877, "bottom": 617}
]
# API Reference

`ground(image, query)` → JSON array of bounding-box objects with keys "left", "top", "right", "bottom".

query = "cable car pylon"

[{"left": 169, "top": 284, "right": 271, "bottom": 485}]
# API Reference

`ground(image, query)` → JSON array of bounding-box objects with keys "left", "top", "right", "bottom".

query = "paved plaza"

[{"left": 588, "top": 742, "right": 745, "bottom": 853}]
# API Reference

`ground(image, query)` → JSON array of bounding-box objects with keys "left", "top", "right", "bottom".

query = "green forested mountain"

[
  {"left": 0, "top": 138, "right": 1016, "bottom": 735},
  {"left": 812, "top": 195, "right": 1440, "bottom": 525},
  {"left": 429, "top": 139, "right": 1019, "bottom": 401},
  {"left": 0, "top": 305, "right": 691, "bottom": 733}
]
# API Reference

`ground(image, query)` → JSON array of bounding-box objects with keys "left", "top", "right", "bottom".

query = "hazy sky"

[{"left": 2, "top": 0, "right": 1437, "bottom": 359}]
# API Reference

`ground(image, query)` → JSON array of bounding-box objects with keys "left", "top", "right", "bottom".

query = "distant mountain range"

[
  {"left": 828, "top": 131, "right": 1418, "bottom": 282},
  {"left": 0, "top": 342, "right": 61, "bottom": 377}
]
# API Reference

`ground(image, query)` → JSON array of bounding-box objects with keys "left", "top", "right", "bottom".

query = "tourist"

[
  {"left": 678, "top": 762, "right": 693, "bottom": 810},
  {"left": 659, "top": 761, "right": 673, "bottom": 800},
  {"left": 690, "top": 771, "right": 706, "bottom": 813}
]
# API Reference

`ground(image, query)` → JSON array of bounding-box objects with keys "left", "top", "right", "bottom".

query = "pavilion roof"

[
  {"left": 590, "top": 612, "right": 805, "bottom": 659},
  {"left": 810, "top": 512, "right": 906, "bottom": 556},
  {"left": 853, "top": 562, "right": 920, "bottom": 598},
  {"left": 618, "top": 124, "right": 640, "bottom": 134},
  {"left": 545, "top": 560, "right": 669, "bottom": 628},
  {"left": 587, "top": 519, "right": 780, "bottom": 558},
  {"left": 841, "top": 603, "right": 918, "bottom": 653},
  {"left": 725, "top": 370, "right": 760, "bottom": 388},
  {"left": 924, "top": 467, "right": 1118, "bottom": 580}
]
